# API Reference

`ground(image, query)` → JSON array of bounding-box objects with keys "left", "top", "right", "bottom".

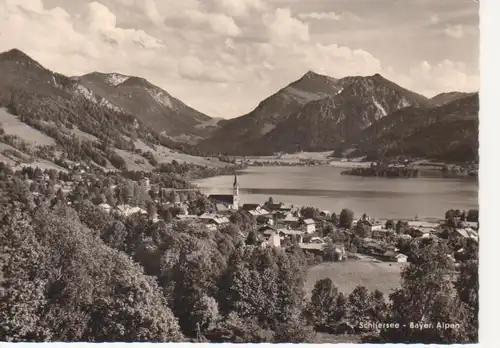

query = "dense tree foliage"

[
  {"left": 377, "top": 239, "right": 477, "bottom": 343},
  {"left": 339, "top": 209, "right": 354, "bottom": 229},
  {"left": 0, "top": 163, "right": 479, "bottom": 343}
]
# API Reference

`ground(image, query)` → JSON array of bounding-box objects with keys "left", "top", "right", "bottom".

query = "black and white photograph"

[{"left": 0, "top": 0, "right": 486, "bottom": 344}]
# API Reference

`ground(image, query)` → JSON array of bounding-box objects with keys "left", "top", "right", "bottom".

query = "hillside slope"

[
  {"left": 0, "top": 49, "right": 227, "bottom": 171},
  {"left": 352, "top": 93, "right": 479, "bottom": 162},
  {"left": 431, "top": 91, "right": 474, "bottom": 106},
  {"left": 202, "top": 73, "right": 433, "bottom": 155},
  {"left": 78, "top": 72, "right": 216, "bottom": 142},
  {"left": 199, "top": 71, "right": 344, "bottom": 154}
]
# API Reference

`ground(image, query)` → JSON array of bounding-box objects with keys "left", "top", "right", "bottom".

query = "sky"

[{"left": 0, "top": 0, "right": 480, "bottom": 118}]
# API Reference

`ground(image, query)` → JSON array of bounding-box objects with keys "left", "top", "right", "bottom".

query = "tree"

[
  {"left": 346, "top": 286, "right": 371, "bottom": 331},
  {"left": 339, "top": 209, "right": 354, "bottom": 229},
  {"left": 74, "top": 199, "right": 109, "bottom": 234},
  {"left": 355, "top": 222, "right": 371, "bottom": 239},
  {"left": 273, "top": 318, "right": 315, "bottom": 343},
  {"left": 379, "top": 240, "right": 473, "bottom": 343},
  {"left": 330, "top": 212, "right": 338, "bottom": 225},
  {"left": 101, "top": 221, "right": 128, "bottom": 251},
  {"left": 147, "top": 201, "right": 157, "bottom": 220},
  {"left": 454, "top": 260, "right": 478, "bottom": 341},
  {"left": 191, "top": 294, "right": 221, "bottom": 335},
  {"left": 245, "top": 231, "right": 258, "bottom": 246},
  {"left": 466, "top": 209, "right": 479, "bottom": 223},
  {"left": 300, "top": 206, "right": 319, "bottom": 220},
  {"left": 367, "top": 290, "right": 388, "bottom": 322},
  {"left": 205, "top": 312, "right": 273, "bottom": 343},
  {"left": 305, "top": 278, "right": 346, "bottom": 332},
  {"left": 395, "top": 220, "right": 406, "bottom": 234},
  {"left": 323, "top": 240, "right": 340, "bottom": 261},
  {"left": 385, "top": 220, "right": 395, "bottom": 230},
  {"left": 0, "top": 204, "right": 184, "bottom": 342}
]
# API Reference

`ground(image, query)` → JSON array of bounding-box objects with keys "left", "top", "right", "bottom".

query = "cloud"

[
  {"left": 165, "top": 9, "right": 241, "bottom": 37},
  {"left": 262, "top": 8, "right": 309, "bottom": 44},
  {"left": 84, "top": 2, "right": 163, "bottom": 48},
  {"left": 301, "top": 43, "right": 382, "bottom": 77},
  {"left": 0, "top": 0, "right": 479, "bottom": 118},
  {"left": 298, "top": 12, "right": 341, "bottom": 20},
  {"left": 178, "top": 55, "right": 236, "bottom": 82},
  {"left": 205, "top": 13, "right": 241, "bottom": 36},
  {"left": 212, "top": 0, "right": 267, "bottom": 17},
  {"left": 444, "top": 24, "right": 464, "bottom": 38},
  {"left": 430, "top": 14, "right": 440, "bottom": 24},
  {"left": 298, "top": 11, "right": 360, "bottom": 22},
  {"left": 406, "top": 59, "right": 478, "bottom": 95}
]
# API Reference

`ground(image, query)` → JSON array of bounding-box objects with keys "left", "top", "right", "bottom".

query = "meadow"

[{"left": 305, "top": 260, "right": 405, "bottom": 299}]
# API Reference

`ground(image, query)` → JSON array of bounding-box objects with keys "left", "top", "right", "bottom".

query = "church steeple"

[{"left": 232, "top": 174, "right": 239, "bottom": 210}]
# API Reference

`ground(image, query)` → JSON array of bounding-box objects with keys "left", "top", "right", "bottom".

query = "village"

[
  {"left": 95, "top": 172, "right": 479, "bottom": 266},
  {"left": 18, "top": 163, "right": 479, "bottom": 267}
]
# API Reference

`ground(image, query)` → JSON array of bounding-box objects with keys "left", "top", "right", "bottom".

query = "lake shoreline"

[{"left": 194, "top": 166, "right": 478, "bottom": 220}]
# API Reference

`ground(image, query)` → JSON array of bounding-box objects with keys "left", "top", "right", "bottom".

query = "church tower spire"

[{"left": 232, "top": 174, "right": 239, "bottom": 210}]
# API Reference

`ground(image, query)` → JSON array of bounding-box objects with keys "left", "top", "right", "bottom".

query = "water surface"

[{"left": 194, "top": 166, "right": 478, "bottom": 220}]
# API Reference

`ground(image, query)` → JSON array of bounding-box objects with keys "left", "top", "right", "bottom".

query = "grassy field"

[
  {"left": 0, "top": 108, "right": 56, "bottom": 147},
  {"left": 305, "top": 260, "right": 405, "bottom": 298},
  {"left": 0, "top": 106, "right": 231, "bottom": 171},
  {"left": 132, "top": 139, "right": 228, "bottom": 168}
]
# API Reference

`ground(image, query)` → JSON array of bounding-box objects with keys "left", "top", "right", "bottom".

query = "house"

[
  {"left": 98, "top": 203, "right": 112, "bottom": 214},
  {"left": 372, "top": 228, "right": 395, "bottom": 240},
  {"left": 298, "top": 243, "right": 324, "bottom": 254},
  {"left": 356, "top": 218, "right": 383, "bottom": 231},
  {"left": 280, "top": 203, "right": 294, "bottom": 212},
  {"left": 300, "top": 218, "right": 316, "bottom": 234},
  {"left": 256, "top": 215, "right": 274, "bottom": 226},
  {"left": 258, "top": 224, "right": 277, "bottom": 233},
  {"left": 282, "top": 213, "right": 300, "bottom": 227},
  {"left": 176, "top": 214, "right": 199, "bottom": 222},
  {"left": 382, "top": 251, "right": 408, "bottom": 263},
  {"left": 310, "top": 237, "right": 326, "bottom": 244},
  {"left": 199, "top": 213, "right": 230, "bottom": 231},
  {"left": 116, "top": 204, "right": 147, "bottom": 217},
  {"left": 248, "top": 207, "right": 271, "bottom": 217},
  {"left": 260, "top": 227, "right": 281, "bottom": 248},
  {"left": 362, "top": 241, "right": 386, "bottom": 255},
  {"left": 278, "top": 228, "right": 304, "bottom": 243},
  {"left": 208, "top": 174, "right": 240, "bottom": 210},
  {"left": 464, "top": 221, "right": 479, "bottom": 230},
  {"left": 407, "top": 220, "right": 440, "bottom": 234},
  {"left": 298, "top": 243, "right": 346, "bottom": 260},
  {"left": 453, "top": 228, "right": 479, "bottom": 242},
  {"left": 242, "top": 203, "right": 261, "bottom": 211},
  {"left": 261, "top": 232, "right": 281, "bottom": 248},
  {"left": 266, "top": 203, "right": 283, "bottom": 212},
  {"left": 319, "top": 210, "right": 331, "bottom": 217}
]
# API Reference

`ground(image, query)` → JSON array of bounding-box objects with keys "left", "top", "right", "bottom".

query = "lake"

[{"left": 193, "top": 166, "right": 478, "bottom": 220}]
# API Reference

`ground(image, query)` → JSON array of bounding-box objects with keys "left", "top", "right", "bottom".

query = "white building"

[{"left": 301, "top": 218, "right": 316, "bottom": 234}]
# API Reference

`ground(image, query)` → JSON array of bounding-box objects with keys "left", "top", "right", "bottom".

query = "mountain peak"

[
  {"left": 0, "top": 48, "right": 39, "bottom": 65},
  {"left": 304, "top": 70, "right": 318, "bottom": 77},
  {"left": 84, "top": 71, "right": 133, "bottom": 87},
  {"left": 302, "top": 70, "right": 337, "bottom": 80}
]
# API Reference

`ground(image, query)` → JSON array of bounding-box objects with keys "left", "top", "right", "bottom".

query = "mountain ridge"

[
  {"left": 0, "top": 48, "right": 479, "bottom": 164},
  {"left": 0, "top": 49, "right": 217, "bottom": 142},
  {"left": 0, "top": 48, "right": 229, "bottom": 172},
  {"left": 200, "top": 71, "right": 435, "bottom": 155}
]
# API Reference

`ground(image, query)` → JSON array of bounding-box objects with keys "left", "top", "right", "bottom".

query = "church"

[{"left": 208, "top": 174, "right": 239, "bottom": 212}]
